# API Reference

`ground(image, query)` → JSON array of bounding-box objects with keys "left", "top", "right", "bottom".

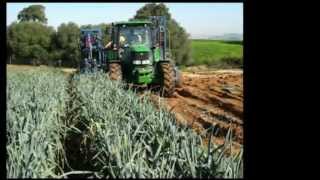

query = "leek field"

[{"left": 6, "top": 67, "right": 243, "bottom": 178}]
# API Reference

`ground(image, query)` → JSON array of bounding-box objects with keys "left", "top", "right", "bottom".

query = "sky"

[{"left": 6, "top": 3, "right": 243, "bottom": 38}]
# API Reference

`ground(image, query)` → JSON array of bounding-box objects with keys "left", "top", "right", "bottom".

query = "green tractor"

[{"left": 105, "top": 16, "right": 182, "bottom": 97}]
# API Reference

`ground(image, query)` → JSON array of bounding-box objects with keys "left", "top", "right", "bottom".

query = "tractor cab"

[
  {"left": 112, "top": 21, "right": 153, "bottom": 62},
  {"left": 117, "top": 23, "right": 151, "bottom": 48}
]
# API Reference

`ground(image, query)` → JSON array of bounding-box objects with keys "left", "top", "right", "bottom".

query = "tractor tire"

[
  {"left": 175, "top": 68, "right": 183, "bottom": 88},
  {"left": 108, "top": 63, "right": 122, "bottom": 81},
  {"left": 160, "top": 63, "right": 175, "bottom": 97}
]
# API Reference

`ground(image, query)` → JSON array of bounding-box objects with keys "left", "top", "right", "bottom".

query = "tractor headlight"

[
  {"left": 133, "top": 60, "right": 150, "bottom": 65},
  {"left": 141, "top": 60, "right": 150, "bottom": 64},
  {"left": 133, "top": 60, "right": 141, "bottom": 65}
]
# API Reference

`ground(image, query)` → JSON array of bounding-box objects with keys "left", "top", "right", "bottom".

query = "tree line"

[{"left": 7, "top": 3, "right": 193, "bottom": 67}]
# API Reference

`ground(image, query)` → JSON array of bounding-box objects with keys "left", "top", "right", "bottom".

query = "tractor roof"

[{"left": 114, "top": 19, "right": 152, "bottom": 26}]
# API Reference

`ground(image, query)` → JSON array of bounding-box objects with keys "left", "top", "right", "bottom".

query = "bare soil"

[{"left": 147, "top": 69, "right": 243, "bottom": 155}]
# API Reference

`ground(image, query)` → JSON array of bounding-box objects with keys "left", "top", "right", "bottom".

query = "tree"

[
  {"left": 29, "top": 44, "right": 48, "bottom": 65},
  {"left": 54, "top": 22, "right": 81, "bottom": 67},
  {"left": 18, "top": 5, "right": 48, "bottom": 24},
  {"left": 133, "top": 3, "right": 192, "bottom": 65},
  {"left": 7, "top": 21, "right": 54, "bottom": 65},
  {"left": 7, "top": 5, "right": 54, "bottom": 65},
  {"left": 7, "top": 26, "right": 12, "bottom": 63},
  {"left": 134, "top": 3, "right": 171, "bottom": 20}
]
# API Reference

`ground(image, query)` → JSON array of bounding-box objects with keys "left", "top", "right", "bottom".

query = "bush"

[{"left": 220, "top": 57, "right": 243, "bottom": 68}]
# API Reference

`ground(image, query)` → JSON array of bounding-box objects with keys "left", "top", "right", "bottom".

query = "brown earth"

[{"left": 147, "top": 69, "right": 243, "bottom": 155}]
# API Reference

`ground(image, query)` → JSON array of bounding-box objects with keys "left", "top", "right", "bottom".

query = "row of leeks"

[
  {"left": 65, "top": 72, "right": 243, "bottom": 178},
  {"left": 6, "top": 68, "right": 69, "bottom": 178}
]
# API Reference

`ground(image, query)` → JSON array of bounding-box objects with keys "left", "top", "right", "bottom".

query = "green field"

[{"left": 191, "top": 40, "right": 243, "bottom": 68}]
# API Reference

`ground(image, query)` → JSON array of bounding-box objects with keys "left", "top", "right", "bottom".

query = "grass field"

[{"left": 191, "top": 40, "right": 243, "bottom": 68}]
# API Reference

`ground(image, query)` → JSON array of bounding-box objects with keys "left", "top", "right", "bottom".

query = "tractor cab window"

[{"left": 118, "top": 26, "right": 151, "bottom": 47}]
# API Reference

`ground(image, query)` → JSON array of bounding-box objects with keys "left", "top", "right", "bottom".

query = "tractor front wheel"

[
  {"left": 108, "top": 63, "right": 122, "bottom": 81},
  {"left": 160, "top": 63, "right": 175, "bottom": 97}
]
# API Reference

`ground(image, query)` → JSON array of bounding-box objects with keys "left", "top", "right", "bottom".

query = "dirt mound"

[{"left": 149, "top": 70, "right": 243, "bottom": 154}]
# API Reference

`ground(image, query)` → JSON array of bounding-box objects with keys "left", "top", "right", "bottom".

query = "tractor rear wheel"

[
  {"left": 108, "top": 63, "right": 122, "bottom": 81},
  {"left": 160, "top": 63, "right": 175, "bottom": 97},
  {"left": 175, "top": 68, "right": 183, "bottom": 88}
]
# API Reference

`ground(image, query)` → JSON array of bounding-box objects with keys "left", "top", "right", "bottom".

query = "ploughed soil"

[{"left": 147, "top": 69, "right": 243, "bottom": 155}]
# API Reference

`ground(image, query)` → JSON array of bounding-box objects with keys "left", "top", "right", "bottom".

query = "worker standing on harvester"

[
  {"left": 105, "top": 33, "right": 127, "bottom": 49},
  {"left": 119, "top": 33, "right": 127, "bottom": 46}
]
